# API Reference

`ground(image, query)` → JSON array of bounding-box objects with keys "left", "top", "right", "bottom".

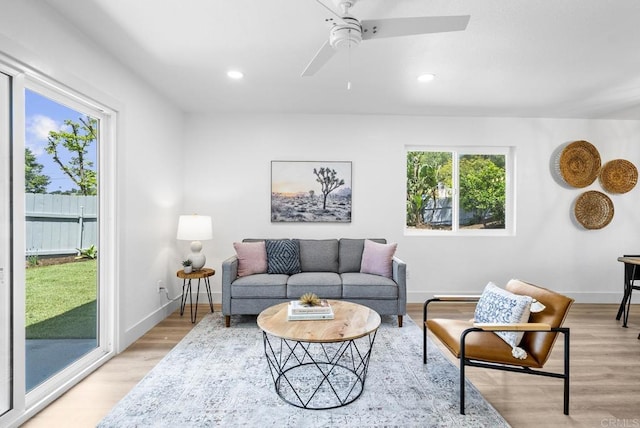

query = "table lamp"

[{"left": 177, "top": 214, "right": 212, "bottom": 271}]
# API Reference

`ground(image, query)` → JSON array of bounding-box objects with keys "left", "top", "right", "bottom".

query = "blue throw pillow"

[
  {"left": 474, "top": 282, "right": 532, "bottom": 358},
  {"left": 265, "top": 239, "right": 301, "bottom": 275}
]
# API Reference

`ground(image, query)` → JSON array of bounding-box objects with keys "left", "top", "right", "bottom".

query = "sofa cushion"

[
  {"left": 338, "top": 238, "right": 386, "bottom": 273},
  {"left": 298, "top": 239, "right": 339, "bottom": 272},
  {"left": 360, "top": 239, "right": 397, "bottom": 278},
  {"left": 233, "top": 241, "right": 268, "bottom": 277},
  {"left": 265, "top": 239, "right": 301, "bottom": 275},
  {"left": 341, "top": 272, "right": 398, "bottom": 299},
  {"left": 286, "top": 272, "right": 342, "bottom": 299},
  {"left": 231, "top": 274, "right": 288, "bottom": 298}
]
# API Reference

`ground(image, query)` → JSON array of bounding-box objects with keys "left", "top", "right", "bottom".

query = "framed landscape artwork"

[{"left": 271, "top": 161, "right": 352, "bottom": 222}]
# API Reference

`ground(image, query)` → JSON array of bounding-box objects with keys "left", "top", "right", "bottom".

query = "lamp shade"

[{"left": 176, "top": 215, "right": 213, "bottom": 241}]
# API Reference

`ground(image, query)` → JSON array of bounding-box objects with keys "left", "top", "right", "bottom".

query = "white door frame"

[
  {"left": 0, "top": 57, "right": 118, "bottom": 427},
  {"left": 0, "top": 70, "right": 11, "bottom": 418},
  {"left": 21, "top": 76, "right": 117, "bottom": 414}
]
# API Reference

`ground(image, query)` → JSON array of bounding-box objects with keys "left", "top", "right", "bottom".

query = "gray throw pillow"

[{"left": 265, "top": 239, "right": 301, "bottom": 275}]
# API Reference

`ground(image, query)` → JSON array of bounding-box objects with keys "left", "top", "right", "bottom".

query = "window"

[{"left": 406, "top": 146, "right": 514, "bottom": 235}]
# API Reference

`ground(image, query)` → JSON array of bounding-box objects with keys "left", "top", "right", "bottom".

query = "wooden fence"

[{"left": 25, "top": 193, "right": 97, "bottom": 257}]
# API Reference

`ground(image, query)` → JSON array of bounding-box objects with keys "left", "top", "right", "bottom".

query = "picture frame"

[{"left": 271, "top": 161, "right": 352, "bottom": 223}]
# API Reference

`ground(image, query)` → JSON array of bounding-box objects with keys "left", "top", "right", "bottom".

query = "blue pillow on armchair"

[{"left": 474, "top": 282, "right": 533, "bottom": 359}]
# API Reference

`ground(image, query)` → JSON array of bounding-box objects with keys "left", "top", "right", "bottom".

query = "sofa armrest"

[
  {"left": 392, "top": 256, "right": 407, "bottom": 315},
  {"left": 221, "top": 255, "right": 238, "bottom": 315}
]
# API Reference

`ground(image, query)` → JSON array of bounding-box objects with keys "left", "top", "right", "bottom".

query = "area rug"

[{"left": 99, "top": 313, "right": 509, "bottom": 427}]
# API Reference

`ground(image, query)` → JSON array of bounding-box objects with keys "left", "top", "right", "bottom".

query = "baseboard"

[{"left": 122, "top": 299, "right": 181, "bottom": 352}]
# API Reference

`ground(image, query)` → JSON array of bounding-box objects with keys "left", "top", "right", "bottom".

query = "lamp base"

[{"left": 188, "top": 240, "right": 206, "bottom": 270}]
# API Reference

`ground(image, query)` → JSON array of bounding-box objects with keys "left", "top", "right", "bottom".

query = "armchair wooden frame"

[{"left": 422, "top": 284, "right": 572, "bottom": 416}]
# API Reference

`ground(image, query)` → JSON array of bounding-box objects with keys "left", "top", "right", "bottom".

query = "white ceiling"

[{"left": 43, "top": 0, "right": 640, "bottom": 119}]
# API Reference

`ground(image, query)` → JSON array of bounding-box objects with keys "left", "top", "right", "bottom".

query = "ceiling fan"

[{"left": 302, "top": 0, "right": 470, "bottom": 77}]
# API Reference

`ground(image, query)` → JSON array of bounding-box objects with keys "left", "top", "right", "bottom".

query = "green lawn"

[{"left": 26, "top": 259, "right": 97, "bottom": 339}]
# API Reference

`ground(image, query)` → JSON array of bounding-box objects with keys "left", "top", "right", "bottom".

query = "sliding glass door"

[
  {"left": 0, "top": 72, "right": 11, "bottom": 416},
  {"left": 0, "top": 57, "right": 114, "bottom": 426},
  {"left": 24, "top": 87, "right": 99, "bottom": 391}
]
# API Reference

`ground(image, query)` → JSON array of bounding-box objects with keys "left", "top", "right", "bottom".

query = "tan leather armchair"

[{"left": 423, "top": 279, "right": 574, "bottom": 415}]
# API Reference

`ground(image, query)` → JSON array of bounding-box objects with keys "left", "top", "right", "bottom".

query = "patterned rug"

[{"left": 99, "top": 313, "right": 509, "bottom": 427}]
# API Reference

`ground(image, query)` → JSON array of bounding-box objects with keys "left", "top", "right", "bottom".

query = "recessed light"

[
  {"left": 227, "top": 70, "right": 244, "bottom": 80},
  {"left": 417, "top": 73, "right": 435, "bottom": 82}
]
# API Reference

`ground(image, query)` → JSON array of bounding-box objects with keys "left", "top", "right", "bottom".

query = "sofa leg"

[
  {"left": 398, "top": 315, "right": 403, "bottom": 327},
  {"left": 225, "top": 315, "right": 230, "bottom": 327}
]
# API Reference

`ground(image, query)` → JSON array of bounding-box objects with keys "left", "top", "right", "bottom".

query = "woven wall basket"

[
  {"left": 559, "top": 140, "right": 601, "bottom": 188},
  {"left": 599, "top": 159, "right": 638, "bottom": 194},
  {"left": 574, "top": 190, "right": 614, "bottom": 230}
]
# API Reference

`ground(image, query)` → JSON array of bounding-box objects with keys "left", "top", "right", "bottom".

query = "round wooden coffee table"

[{"left": 257, "top": 300, "right": 381, "bottom": 409}]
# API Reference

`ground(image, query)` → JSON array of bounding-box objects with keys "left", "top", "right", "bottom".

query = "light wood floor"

[{"left": 23, "top": 303, "right": 640, "bottom": 428}]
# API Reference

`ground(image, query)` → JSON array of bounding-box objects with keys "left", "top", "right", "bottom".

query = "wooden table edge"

[{"left": 257, "top": 300, "right": 381, "bottom": 343}]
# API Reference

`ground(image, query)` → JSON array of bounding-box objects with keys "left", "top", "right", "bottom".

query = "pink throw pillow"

[
  {"left": 233, "top": 241, "right": 268, "bottom": 277},
  {"left": 360, "top": 239, "right": 397, "bottom": 278}
]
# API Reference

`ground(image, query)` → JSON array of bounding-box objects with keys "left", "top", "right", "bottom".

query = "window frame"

[{"left": 405, "top": 145, "right": 516, "bottom": 237}]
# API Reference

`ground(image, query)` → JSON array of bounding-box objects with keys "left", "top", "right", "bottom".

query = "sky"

[
  {"left": 25, "top": 89, "right": 97, "bottom": 193},
  {"left": 271, "top": 161, "right": 352, "bottom": 195}
]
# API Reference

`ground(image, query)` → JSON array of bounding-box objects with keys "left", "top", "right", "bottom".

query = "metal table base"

[
  {"left": 179, "top": 275, "right": 214, "bottom": 323},
  {"left": 261, "top": 331, "right": 377, "bottom": 410},
  {"left": 616, "top": 257, "right": 640, "bottom": 328}
]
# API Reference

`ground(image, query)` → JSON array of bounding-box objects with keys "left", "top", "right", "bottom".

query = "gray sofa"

[{"left": 221, "top": 238, "right": 407, "bottom": 327}]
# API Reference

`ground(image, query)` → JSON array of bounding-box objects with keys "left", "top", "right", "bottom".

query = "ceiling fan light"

[
  {"left": 329, "top": 21, "right": 362, "bottom": 49},
  {"left": 227, "top": 70, "right": 244, "bottom": 80},
  {"left": 417, "top": 73, "right": 435, "bottom": 82}
]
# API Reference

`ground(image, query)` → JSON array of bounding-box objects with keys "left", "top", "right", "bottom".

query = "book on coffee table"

[
  {"left": 289, "top": 299, "right": 332, "bottom": 314},
  {"left": 287, "top": 303, "right": 334, "bottom": 321}
]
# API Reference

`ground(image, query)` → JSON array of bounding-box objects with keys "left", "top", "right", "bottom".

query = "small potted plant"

[{"left": 182, "top": 259, "right": 193, "bottom": 274}]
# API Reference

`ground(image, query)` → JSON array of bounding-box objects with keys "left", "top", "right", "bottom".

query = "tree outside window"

[
  {"left": 406, "top": 148, "right": 511, "bottom": 233},
  {"left": 25, "top": 147, "right": 50, "bottom": 193}
]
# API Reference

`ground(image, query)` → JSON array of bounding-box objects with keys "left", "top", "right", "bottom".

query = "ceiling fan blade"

[
  {"left": 301, "top": 40, "right": 336, "bottom": 77},
  {"left": 314, "top": 0, "right": 345, "bottom": 23},
  {"left": 361, "top": 15, "right": 470, "bottom": 40}
]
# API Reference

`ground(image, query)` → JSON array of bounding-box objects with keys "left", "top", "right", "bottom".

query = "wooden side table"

[{"left": 176, "top": 267, "right": 215, "bottom": 323}]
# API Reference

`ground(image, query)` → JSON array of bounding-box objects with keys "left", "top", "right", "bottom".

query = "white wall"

[
  {"left": 0, "top": 0, "right": 186, "bottom": 351},
  {"left": 185, "top": 113, "right": 640, "bottom": 304},
  {"left": 1, "top": 0, "right": 636, "bottom": 349}
]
